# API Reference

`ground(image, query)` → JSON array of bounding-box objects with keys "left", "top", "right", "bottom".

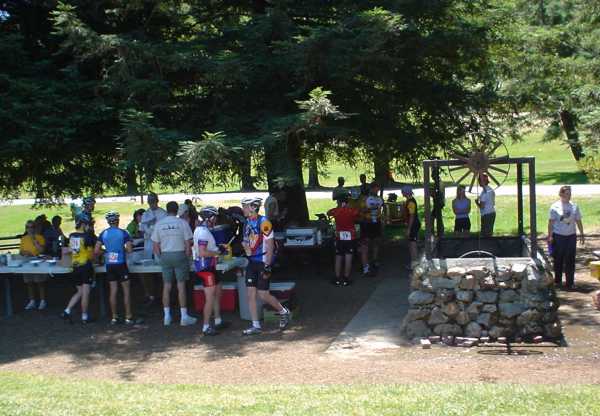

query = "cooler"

[
  {"left": 192, "top": 283, "right": 237, "bottom": 313},
  {"left": 285, "top": 228, "right": 317, "bottom": 247}
]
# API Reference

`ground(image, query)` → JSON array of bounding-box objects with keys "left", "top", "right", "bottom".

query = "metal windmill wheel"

[{"left": 446, "top": 136, "right": 510, "bottom": 193}]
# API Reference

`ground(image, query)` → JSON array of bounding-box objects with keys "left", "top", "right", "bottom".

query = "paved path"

[
  {"left": 3, "top": 184, "right": 600, "bottom": 206},
  {"left": 326, "top": 275, "right": 411, "bottom": 356}
]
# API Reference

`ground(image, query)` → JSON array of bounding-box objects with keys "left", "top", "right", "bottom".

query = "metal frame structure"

[{"left": 423, "top": 157, "right": 537, "bottom": 259}]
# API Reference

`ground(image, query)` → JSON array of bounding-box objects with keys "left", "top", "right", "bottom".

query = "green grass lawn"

[{"left": 0, "top": 372, "right": 598, "bottom": 416}]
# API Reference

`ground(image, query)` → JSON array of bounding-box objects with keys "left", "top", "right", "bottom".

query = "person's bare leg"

[
  {"left": 409, "top": 241, "right": 418, "bottom": 265},
  {"left": 162, "top": 283, "right": 172, "bottom": 308},
  {"left": 38, "top": 282, "right": 46, "bottom": 301},
  {"left": 258, "top": 290, "right": 284, "bottom": 311},
  {"left": 109, "top": 281, "right": 118, "bottom": 318},
  {"left": 360, "top": 241, "right": 369, "bottom": 269},
  {"left": 81, "top": 284, "right": 90, "bottom": 314},
  {"left": 334, "top": 255, "right": 343, "bottom": 279},
  {"left": 67, "top": 286, "right": 82, "bottom": 310},
  {"left": 213, "top": 284, "right": 222, "bottom": 321},
  {"left": 344, "top": 254, "right": 353, "bottom": 279},
  {"left": 26, "top": 283, "right": 35, "bottom": 302},
  {"left": 372, "top": 238, "right": 380, "bottom": 262},
  {"left": 247, "top": 287, "right": 258, "bottom": 321},
  {"left": 176, "top": 281, "right": 187, "bottom": 309},
  {"left": 203, "top": 286, "right": 216, "bottom": 326},
  {"left": 121, "top": 281, "right": 132, "bottom": 319}
]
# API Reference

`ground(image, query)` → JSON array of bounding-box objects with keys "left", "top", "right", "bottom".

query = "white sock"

[
  {"left": 64, "top": 308, "right": 71, "bottom": 314},
  {"left": 278, "top": 307, "right": 288, "bottom": 315},
  {"left": 82, "top": 313, "right": 88, "bottom": 320},
  {"left": 252, "top": 320, "right": 261, "bottom": 329},
  {"left": 363, "top": 265, "right": 370, "bottom": 273},
  {"left": 180, "top": 307, "right": 189, "bottom": 318},
  {"left": 163, "top": 307, "right": 171, "bottom": 317},
  {"left": 203, "top": 324, "right": 210, "bottom": 331},
  {"left": 215, "top": 317, "right": 223, "bottom": 325}
]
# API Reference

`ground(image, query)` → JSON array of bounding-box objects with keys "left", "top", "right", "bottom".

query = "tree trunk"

[
  {"left": 307, "top": 154, "right": 321, "bottom": 188},
  {"left": 125, "top": 166, "right": 138, "bottom": 196},
  {"left": 264, "top": 131, "right": 309, "bottom": 226},
  {"left": 559, "top": 110, "right": 585, "bottom": 161},
  {"left": 373, "top": 150, "right": 391, "bottom": 190},
  {"left": 239, "top": 153, "right": 256, "bottom": 191}
]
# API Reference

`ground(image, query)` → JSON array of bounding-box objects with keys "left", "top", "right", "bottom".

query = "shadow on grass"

[{"left": 536, "top": 171, "right": 588, "bottom": 185}]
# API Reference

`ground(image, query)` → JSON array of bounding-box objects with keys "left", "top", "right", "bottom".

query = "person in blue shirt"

[{"left": 95, "top": 211, "right": 135, "bottom": 325}]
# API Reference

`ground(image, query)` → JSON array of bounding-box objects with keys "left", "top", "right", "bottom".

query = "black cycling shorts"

[
  {"left": 106, "top": 263, "right": 130, "bottom": 283},
  {"left": 72, "top": 262, "right": 94, "bottom": 287},
  {"left": 408, "top": 220, "right": 421, "bottom": 242},
  {"left": 245, "top": 261, "right": 270, "bottom": 291},
  {"left": 335, "top": 239, "right": 356, "bottom": 255}
]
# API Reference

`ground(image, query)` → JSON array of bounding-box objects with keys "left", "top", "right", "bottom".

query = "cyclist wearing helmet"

[
  {"left": 402, "top": 185, "right": 421, "bottom": 268},
  {"left": 61, "top": 213, "right": 97, "bottom": 324},
  {"left": 193, "top": 206, "right": 230, "bottom": 336},
  {"left": 241, "top": 196, "right": 290, "bottom": 335},
  {"left": 96, "top": 211, "right": 137, "bottom": 325},
  {"left": 360, "top": 182, "right": 384, "bottom": 276}
]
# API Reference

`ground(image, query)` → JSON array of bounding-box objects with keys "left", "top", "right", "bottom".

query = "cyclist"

[
  {"left": 327, "top": 193, "right": 360, "bottom": 286},
  {"left": 241, "top": 196, "right": 290, "bottom": 335},
  {"left": 96, "top": 211, "right": 137, "bottom": 325},
  {"left": 61, "top": 213, "right": 96, "bottom": 324},
  {"left": 193, "top": 206, "right": 230, "bottom": 336},
  {"left": 360, "top": 182, "right": 384, "bottom": 276}
]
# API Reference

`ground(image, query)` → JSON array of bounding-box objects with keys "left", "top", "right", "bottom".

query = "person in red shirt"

[{"left": 327, "top": 193, "right": 360, "bottom": 286}]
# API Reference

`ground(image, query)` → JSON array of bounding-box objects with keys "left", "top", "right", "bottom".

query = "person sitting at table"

[
  {"left": 60, "top": 213, "right": 97, "bottom": 324},
  {"left": 19, "top": 220, "right": 48, "bottom": 311},
  {"left": 96, "top": 211, "right": 137, "bottom": 325},
  {"left": 126, "top": 209, "right": 145, "bottom": 239}
]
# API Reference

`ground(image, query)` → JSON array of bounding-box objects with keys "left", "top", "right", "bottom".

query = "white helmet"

[
  {"left": 199, "top": 205, "right": 219, "bottom": 220},
  {"left": 241, "top": 197, "right": 262, "bottom": 209}
]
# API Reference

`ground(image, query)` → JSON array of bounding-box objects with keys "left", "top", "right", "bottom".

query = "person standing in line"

[
  {"left": 360, "top": 182, "right": 384, "bottom": 276},
  {"left": 327, "top": 193, "right": 360, "bottom": 286},
  {"left": 475, "top": 173, "right": 496, "bottom": 237},
  {"left": 452, "top": 185, "right": 471, "bottom": 234},
  {"left": 193, "top": 206, "right": 230, "bottom": 336},
  {"left": 96, "top": 211, "right": 137, "bottom": 325},
  {"left": 547, "top": 185, "right": 584, "bottom": 290},
  {"left": 19, "top": 220, "right": 48, "bottom": 310},
  {"left": 152, "top": 201, "right": 196, "bottom": 326},
  {"left": 140, "top": 193, "right": 167, "bottom": 305},
  {"left": 240, "top": 197, "right": 290, "bottom": 335},
  {"left": 332, "top": 176, "right": 347, "bottom": 207},
  {"left": 61, "top": 213, "right": 96, "bottom": 324},
  {"left": 402, "top": 185, "right": 421, "bottom": 269},
  {"left": 359, "top": 174, "right": 369, "bottom": 196}
]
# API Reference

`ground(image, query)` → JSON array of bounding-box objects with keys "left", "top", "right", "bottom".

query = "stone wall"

[{"left": 402, "top": 258, "right": 562, "bottom": 341}]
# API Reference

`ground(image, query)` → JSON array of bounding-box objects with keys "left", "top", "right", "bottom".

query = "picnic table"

[{"left": 0, "top": 256, "right": 249, "bottom": 318}]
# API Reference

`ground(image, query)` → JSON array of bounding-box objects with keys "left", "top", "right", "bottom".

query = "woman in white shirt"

[
  {"left": 547, "top": 186, "right": 584, "bottom": 289},
  {"left": 475, "top": 173, "right": 496, "bottom": 237}
]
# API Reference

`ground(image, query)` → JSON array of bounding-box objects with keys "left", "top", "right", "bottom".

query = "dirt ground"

[{"left": 1, "top": 240, "right": 600, "bottom": 385}]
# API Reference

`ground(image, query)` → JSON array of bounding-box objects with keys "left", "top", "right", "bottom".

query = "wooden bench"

[{"left": 0, "top": 235, "right": 21, "bottom": 252}]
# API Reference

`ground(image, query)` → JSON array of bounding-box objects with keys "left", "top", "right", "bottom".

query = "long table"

[{"left": 1, "top": 256, "right": 249, "bottom": 318}]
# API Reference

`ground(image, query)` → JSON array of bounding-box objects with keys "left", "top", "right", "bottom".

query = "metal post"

[
  {"left": 517, "top": 163, "right": 524, "bottom": 235},
  {"left": 528, "top": 159, "right": 537, "bottom": 258},
  {"left": 423, "top": 162, "right": 432, "bottom": 259},
  {"left": 3, "top": 276, "right": 13, "bottom": 317}
]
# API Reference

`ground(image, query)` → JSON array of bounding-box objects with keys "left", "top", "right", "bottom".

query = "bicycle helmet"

[
  {"left": 82, "top": 196, "right": 96, "bottom": 209},
  {"left": 105, "top": 211, "right": 120, "bottom": 225},
  {"left": 199, "top": 205, "right": 219, "bottom": 220},
  {"left": 241, "top": 196, "right": 262, "bottom": 209}
]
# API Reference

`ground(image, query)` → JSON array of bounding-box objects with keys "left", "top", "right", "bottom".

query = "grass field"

[{"left": 0, "top": 372, "right": 598, "bottom": 416}]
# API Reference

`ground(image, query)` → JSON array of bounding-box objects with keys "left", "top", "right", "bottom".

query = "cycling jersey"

[
  {"left": 365, "top": 195, "right": 383, "bottom": 223},
  {"left": 243, "top": 215, "right": 273, "bottom": 263},
  {"left": 193, "top": 224, "right": 218, "bottom": 272},
  {"left": 68, "top": 231, "right": 96, "bottom": 267},
  {"left": 98, "top": 227, "right": 131, "bottom": 265},
  {"left": 327, "top": 207, "right": 360, "bottom": 240}
]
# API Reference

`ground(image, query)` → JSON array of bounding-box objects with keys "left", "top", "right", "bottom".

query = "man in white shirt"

[
  {"left": 152, "top": 201, "right": 196, "bottom": 326},
  {"left": 475, "top": 173, "right": 496, "bottom": 237},
  {"left": 140, "top": 192, "right": 168, "bottom": 259}
]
